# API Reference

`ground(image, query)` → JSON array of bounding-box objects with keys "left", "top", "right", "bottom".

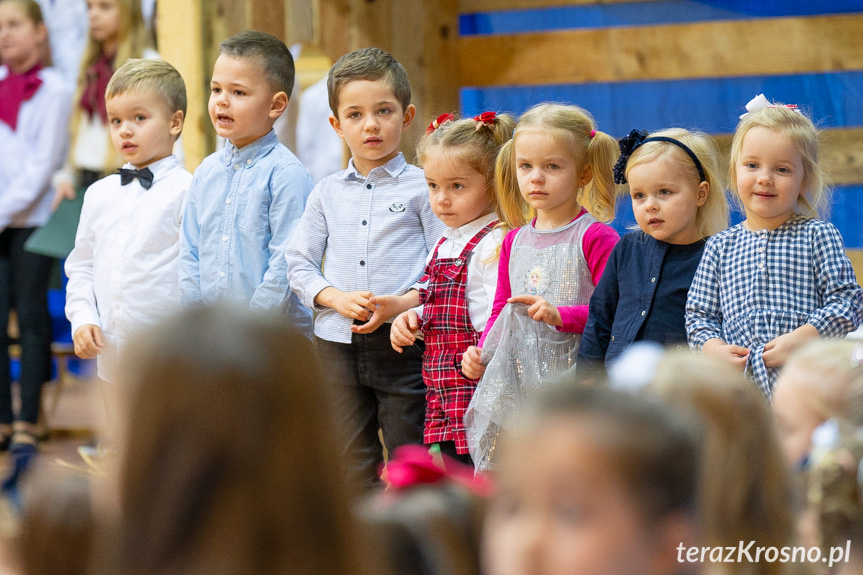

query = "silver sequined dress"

[{"left": 465, "top": 215, "right": 598, "bottom": 471}]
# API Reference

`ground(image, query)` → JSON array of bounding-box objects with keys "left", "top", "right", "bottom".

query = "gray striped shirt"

[{"left": 286, "top": 153, "right": 445, "bottom": 343}]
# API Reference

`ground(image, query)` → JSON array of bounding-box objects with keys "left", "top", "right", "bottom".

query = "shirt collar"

[
  {"left": 222, "top": 130, "right": 278, "bottom": 167},
  {"left": 341, "top": 152, "right": 408, "bottom": 182},
  {"left": 123, "top": 154, "right": 179, "bottom": 185},
  {"left": 443, "top": 212, "right": 498, "bottom": 239}
]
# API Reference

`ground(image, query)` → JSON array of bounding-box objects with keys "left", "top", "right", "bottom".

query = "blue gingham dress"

[{"left": 686, "top": 216, "right": 863, "bottom": 397}]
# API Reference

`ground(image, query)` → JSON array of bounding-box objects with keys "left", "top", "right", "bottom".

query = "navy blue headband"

[{"left": 613, "top": 129, "right": 707, "bottom": 185}]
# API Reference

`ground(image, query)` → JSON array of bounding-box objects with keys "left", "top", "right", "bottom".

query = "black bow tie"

[{"left": 118, "top": 167, "right": 154, "bottom": 190}]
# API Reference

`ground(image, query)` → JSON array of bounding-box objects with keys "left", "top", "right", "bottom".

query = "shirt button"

[
  {"left": 225, "top": 198, "right": 231, "bottom": 204},
  {"left": 366, "top": 184, "right": 372, "bottom": 190},
  {"left": 234, "top": 165, "right": 240, "bottom": 171},
  {"left": 758, "top": 247, "right": 764, "bottom": 253},
  {"left": 651, "top": 277, "right": 656, "bottom": 282},
  {"left": 221, "top": 235, "right": 228, "bottom": 242},
  {"left": 611, "top": 335, "right": 615, "bottom": 341},
  {"left": 641, "top": 310, "right": 646, "bottom": 316},
  {"left": 360, "top": 260, "right": 366, "bottom": 266},
  {"left": 362, "top": 220, "right": 367, "bottom": 225},
  {"left": 219, "top": 272, "right": 226, "bottom": 278},
  {"left": 758, "top": 262, "right": 764, "bottom": 268},
  {"left": 246, "top": 159, "right": 252, "bottom": 165}
]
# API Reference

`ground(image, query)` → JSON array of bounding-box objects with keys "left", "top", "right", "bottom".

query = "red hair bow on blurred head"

[
  {"left": 474, "top": 111, "right": 496, "bottom": 131},
  {"left": 383, "top": 444, "right": 493, "bottom": 497},
  {"left": 428, "top": 113, "right": 455, "bottom": 134}
]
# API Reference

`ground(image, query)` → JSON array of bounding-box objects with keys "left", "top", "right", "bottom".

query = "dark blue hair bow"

[{"left": 613, "top": 129, "right": 648, "bottom": 184}]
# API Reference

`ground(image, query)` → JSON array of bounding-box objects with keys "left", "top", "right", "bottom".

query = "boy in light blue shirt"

[{"left": 179, "top": 30, "right": 312, "bottom": 333}]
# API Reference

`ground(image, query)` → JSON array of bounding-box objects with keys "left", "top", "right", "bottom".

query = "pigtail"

[
  {"left": 581, "top": 129, "right": 618, "bottom": 223},
  {"left": 808, "top": 438, "right": 863, "bottom": 554},
  {"left": 494, "top": 139, "right": 529, "bottom": 229}
]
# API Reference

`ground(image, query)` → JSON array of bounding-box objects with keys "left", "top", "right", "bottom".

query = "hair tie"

[
  {"left": 589, "top": 129, "right": 596, "bottom": 139},
  {"left": 613, "top": 129, "right": 707, "bottom": 185},
  {"left": 428, "top": 113, "right": 455, "bottom": 134},
  {"left": 739, "top": 93, "right": 802, "bottom": 120},
  {"left": 473, "top": 111, "right": 496, "bottom": 131}
]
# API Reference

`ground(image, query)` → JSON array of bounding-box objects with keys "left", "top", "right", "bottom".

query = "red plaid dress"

[{"left": 417, "top": 221, "right": 497, "bottom": 453}]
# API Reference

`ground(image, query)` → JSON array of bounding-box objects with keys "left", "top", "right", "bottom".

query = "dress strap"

[{"left": 456, "top": 220, "right": 498, "bottom": 262}]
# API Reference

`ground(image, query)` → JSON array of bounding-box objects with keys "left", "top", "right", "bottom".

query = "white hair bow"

[{"left": 739, "top": 93, "right": 801, "bottom": 119}]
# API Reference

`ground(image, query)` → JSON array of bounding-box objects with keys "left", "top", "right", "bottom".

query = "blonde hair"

[
  {"left": 0, "top": 0, "right": 52, "bottom": 67},
  {"left": 650, "top": 352, "right": 794, "bottom": 575},
  {"left": 729, "top": 104, "right": 828, "bottom": 219},
  {"left": 807, "top": 438, "right": 863, "bottom": 556},
  {"left": 106, "top": 58, "right": 187, "bottom": 117},
  {"left": 69, "top": 0, "right": 153, "bottom": 175},
  {"left": 416, "top": 113, "right": 516, "bottom": 244},
  {"left": 625, "top": 128, "right": 729, "bottom": 238},
  {"left": 782, "top": 340, "right": 863, "bottom": 426},
  {"left": 494, "top": 103, "right": 618, "bottom": 228}
]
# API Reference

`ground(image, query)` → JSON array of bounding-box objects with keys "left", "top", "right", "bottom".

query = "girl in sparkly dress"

[
  {"left": 462, "top": 103, "right": 619, "bottom": 471},
  {"left": 686, "top": 95, "right": 863, "bottom": 398}
]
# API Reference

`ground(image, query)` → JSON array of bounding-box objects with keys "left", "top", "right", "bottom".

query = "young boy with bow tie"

[{"left": 65, "top": 58, "right": 191, "bottom": 383}]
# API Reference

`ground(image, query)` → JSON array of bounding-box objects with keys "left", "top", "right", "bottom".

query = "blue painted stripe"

[
  {"left": 460, "top": 1, "right": 863, "bottom": 36},
  {"left": 460, "top": 71, "right": 863, "bottom": 136},
  {"left": 610, "top": 186, "right": 863, "bottom": 248}
]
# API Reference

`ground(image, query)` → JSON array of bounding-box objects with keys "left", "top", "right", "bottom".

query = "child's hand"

[
  {"left": 315, "top": 287, "right": 377, "bottom": 321},
  {"left": 508, "top": 295, "right": 562, "bottom": 327},
  {"left": 702, "top": 338, "right": 749, "bottom": 371},
  {"left": 462, "top": 345, "right": 486, "bottom": 380},
  {"left": 390, "top": 310, "right": 420, "bottom": 352},
  {"left": 73, "top": 324, "right": 104, "bottom": 359},
  {"left": 51, "top": 182, "right": 76, "bottom": 211},
  {"left": 762, "top": 324, "right": 819, "bottom": 368},
  {"left": 352, "top": 293, "right": 419, "bottom": 335}
]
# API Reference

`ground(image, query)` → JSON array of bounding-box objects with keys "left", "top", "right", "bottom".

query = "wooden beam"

[
  {"left": 285, "top": 0, "right": 316, "bottom": 45},
  {"left": 249, "top": 0, "right": 286, "bottom": 41},
  {"left": 157, "top": 0, "right": 209, "bottom": 170},
  {"left": 713, "top": 129, "right": 863, "bottom": 187},
  {"left": 319, "top": 0, "right": 351, "bottom": 63},
  {"left": 458, "top": 14, "right": 863, "bottom": 87},
  {"left": 460, "top": 0, "right": 660, "bottom": 12}
]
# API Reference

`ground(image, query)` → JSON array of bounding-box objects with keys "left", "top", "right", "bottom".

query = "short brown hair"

[
  {"left": 106, "top": 58, "right": 187, "bottom": 116},
  {"left": 219, "top": 30, "right": 295, "bottom": 95},
  {"left": 327, "top": 47, "right": 411, "bottom": 117}
]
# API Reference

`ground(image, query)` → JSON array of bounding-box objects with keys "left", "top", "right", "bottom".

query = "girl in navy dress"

[
  {"left": 579, "top": 128, "right": 728, "bottom": 372},
  {"left": 686, "top": 95, "right": 863, "bottom": 397}
]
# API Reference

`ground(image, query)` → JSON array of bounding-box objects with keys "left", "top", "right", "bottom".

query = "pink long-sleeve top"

[{"left": 478, "top": 209, "right": 619, "bottom": 346}]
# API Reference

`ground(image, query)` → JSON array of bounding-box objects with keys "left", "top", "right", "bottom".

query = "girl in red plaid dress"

[{"left": 390, "top": 111, "right": 515, "bottom": 466}]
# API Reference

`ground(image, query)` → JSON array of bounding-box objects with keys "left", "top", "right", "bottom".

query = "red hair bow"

[
  {"left": 474, "top": 111, "right": 496, "bottom": 131},
  {"left": 383, "top": 444, "right": 493, "bottom": 497},
  {"left": 428, "top": 113, "right": 455, "bottom": 134}
]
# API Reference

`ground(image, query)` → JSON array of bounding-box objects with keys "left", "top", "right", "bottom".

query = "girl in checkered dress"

[
  {"left": 389, "top": 111, "right": 514, "bottom": 466},
  {"left": 461, "top": 104, "right": 620, "bottom": 471},
  {"left": 686, "top": 96, "right": 863, "bottom": 398}
]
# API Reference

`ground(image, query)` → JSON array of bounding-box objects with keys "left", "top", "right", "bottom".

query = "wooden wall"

[{"left": 157, "top": 0, "right": 863, "bottom": 271}]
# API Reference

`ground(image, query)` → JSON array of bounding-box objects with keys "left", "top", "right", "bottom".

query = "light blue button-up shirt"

[
  {"left": 180, "top": 130, "right": 313, "bottom": 334},
  {"left": 285, "top": 153, "right": 445, "bottom": 343}
]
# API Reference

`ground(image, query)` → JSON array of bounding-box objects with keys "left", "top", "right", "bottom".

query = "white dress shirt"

[
  {"left": 65, "top": 155, "right": 192, "bottom": 382},
  {"left": 417, "top": 212, "right": 503, "bottom": 333}
]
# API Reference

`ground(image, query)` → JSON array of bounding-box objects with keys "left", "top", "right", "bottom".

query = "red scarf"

[
  {"left": 80, "top": 51, "right": 114, "bottom": 123},
  {"left": 0, "top": 63, "right": 43, "bottom": 130}
]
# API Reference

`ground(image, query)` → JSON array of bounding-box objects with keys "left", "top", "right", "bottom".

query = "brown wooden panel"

[
  {"left": 846, "top": 250, "right": 863, "bottom": 284},
  {"left": 459, "top": 0, "right": 660, "bottom": 13},
  {"left": 157, "top": 0, "right": 209, "bottom": 169},
  {"left": 249, "top": 0, "right": 286, "bottom": 41},
  {"left": 458, "top": 14, "right": 863, "bottom": 87},
  {"left": 710, "top": 129, "right": 863, "bottom": 187}
]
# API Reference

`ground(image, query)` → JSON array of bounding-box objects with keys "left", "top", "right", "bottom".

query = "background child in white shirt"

[{"left": 65, "top": 58, "right": 190, "bottom": 383}]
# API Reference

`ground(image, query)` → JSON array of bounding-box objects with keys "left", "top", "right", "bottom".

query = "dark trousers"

[
  {"left": 316, "top": 328, "right": 426, "bottom": 491},
  {"left": 0, "top": 228, "right": 53, "bottom": 424}
]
